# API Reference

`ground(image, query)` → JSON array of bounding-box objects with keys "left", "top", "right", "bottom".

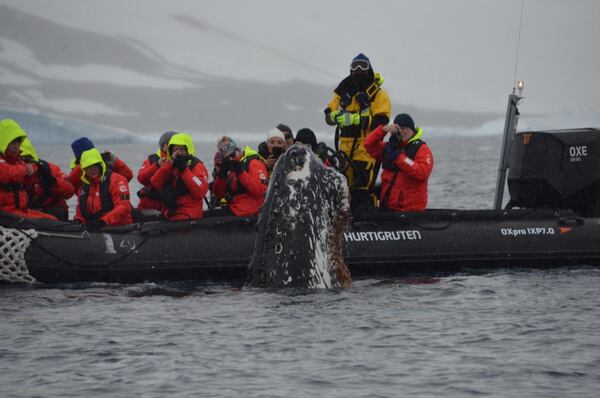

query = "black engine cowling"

[{"left": 508, "top": 128, "right": 600, "bottom": 216}]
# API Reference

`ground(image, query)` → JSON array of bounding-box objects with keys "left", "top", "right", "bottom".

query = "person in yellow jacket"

[{"left": 324, "top": 53, "right": 391, "bottom": 209}]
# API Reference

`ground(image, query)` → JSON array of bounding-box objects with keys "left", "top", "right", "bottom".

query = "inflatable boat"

[
  {"left": 2, "top": 91, "right": 600, "bottom": 285},
  {"left": 1, "top": 205, "right": 599, "bottom": 285}
]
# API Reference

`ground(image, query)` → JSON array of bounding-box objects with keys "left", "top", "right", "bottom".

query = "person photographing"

[
  {"left": 211, "top": 136, "right": 268, "bottom": 217},
  {"left": 150, "top": 133, "right": 209, "bottom": 220},
  {"left": 262, "top": 128, "right": 287, "bottom": 174},
  {"left": 364, "top": 113, "right": 434, "bottom": 212}
]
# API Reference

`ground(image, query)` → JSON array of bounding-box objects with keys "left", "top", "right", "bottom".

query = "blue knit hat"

[
  {"left": 352, "top": 53, "right": 370, "bottom": 63},
  {"left": 71, "top": 137, "right": 95, "bottom": 161}
]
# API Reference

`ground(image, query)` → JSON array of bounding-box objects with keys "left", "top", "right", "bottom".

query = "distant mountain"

[
  {"left": 0, "top": 108, "right": 142, "bottom": 144},
  {"left": 0, "top": 4, "right": 501, "bottom": 136}
]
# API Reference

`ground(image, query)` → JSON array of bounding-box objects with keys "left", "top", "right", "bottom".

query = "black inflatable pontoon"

[
  {"left": 1, "top": 205, "right": 599, "bottom": 285},
  {"left": 2, "top": 92, "right": 600, "bottom": 284}
]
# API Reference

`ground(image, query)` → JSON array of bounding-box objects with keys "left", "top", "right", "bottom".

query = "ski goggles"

[{"left": 350, "top": 59, "right": 370, "bottom": 72}]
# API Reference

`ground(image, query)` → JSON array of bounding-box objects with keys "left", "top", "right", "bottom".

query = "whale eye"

[{"left": 274, "top": 242, "right": 283, "bottom": 254}]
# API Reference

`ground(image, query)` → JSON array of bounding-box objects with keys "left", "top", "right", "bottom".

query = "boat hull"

[{"left": 1, "top": 209, "right": 599, "bottom": 284}]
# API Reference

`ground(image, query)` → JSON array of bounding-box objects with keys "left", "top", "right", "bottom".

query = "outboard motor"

[{"left": 507, "top": 128, "right": 600, "bottom": 216}]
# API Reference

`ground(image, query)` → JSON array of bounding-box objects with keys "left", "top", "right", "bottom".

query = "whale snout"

[{"left": 285, "top": 145, "right": 307, "bottom": 171}]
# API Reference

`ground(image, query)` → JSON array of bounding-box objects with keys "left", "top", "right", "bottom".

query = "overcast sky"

[{"left": 1, "top": 0, "right": 599, "bottom": 135}]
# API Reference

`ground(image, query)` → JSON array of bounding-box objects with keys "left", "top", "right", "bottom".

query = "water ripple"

[{"left": 2, "top": 269, "right": 600, "bottom": 397}]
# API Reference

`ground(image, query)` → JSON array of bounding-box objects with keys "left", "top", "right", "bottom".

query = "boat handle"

[
  {"left": 352, "top": 221, "right": 380, "bottom": 228},
  {"left": 139, "top": 227, "right": 167, "bottom": 236},
  {"left": 558, "top": 217, "right": 584, "bottom": 226}
]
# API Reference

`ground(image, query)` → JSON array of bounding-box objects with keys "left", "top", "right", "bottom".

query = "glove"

[
  {"left": 228, "top": 159, "right": 242, "bottom": 173},
  {"left": 86, "top": 219, "right": 107, "bottom": 231},
  {"left": 336, "top": 112, "right": 361, "bottom": 127},
  {"left": 37, "top": 160, "right": 57, "bottom": 190},
  {"left": 101, "top": 151, "right": 116, "bottom": 167},
  {"left": 173, "top": 154, "right": 191, "bottom": 171},
  {"left": 216, "top": 161, "right": 229, "bottom": 178},
  {"left": 384, "top": 144, "right": 401, "bottom": 162},
  {"left": 388, "top": 134, "right": 402, "bottom": 149},
  {"left": 327, "top": 109, "right": 342, "bottom": 124}
]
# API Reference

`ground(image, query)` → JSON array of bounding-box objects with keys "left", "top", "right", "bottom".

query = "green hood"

[
  {"left": 20, "top": 137, "right": 39, "bottom": 162},
  {"left": 80, "top": 148, "right": 106, "bottom": 184},
  {"left": 408, "top": 126, "right": 424, "bottom": 144},
  {"left": 0, "top": 119, "right": 28, "bottom": 155},
  {"left": 241, "top": 146, "right": 259, "bottom": 160},
  {"left": 167, "top": 133, "right": 195, "bottom": 159}
]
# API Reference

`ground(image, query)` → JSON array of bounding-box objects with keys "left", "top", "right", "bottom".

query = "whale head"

[{"left": 247, "top": 143, "right": 351, "bottom": 288}]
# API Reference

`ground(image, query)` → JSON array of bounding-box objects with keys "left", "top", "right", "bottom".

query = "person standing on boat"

[
  {"left": 20, "top": 137, "right": 75, "bottom": 221},
  {"left": 74, "top": 148, "right": 133, "bottom": 229},
  {"left": 136, "top": 131, "right": 177, "bottom": 212},
  {"left": 0, "top": 119, "right": 58, "bottom": 220},
  {"left": 364, "top": 113, "right": 434, "bottom": 211},
  {"left": 68, "top": 137, "right": 133, "bottom": 192},
  {"left": 324, "top": 53, "right": 391, "bottom": 210},
  {"left": 150, "top": 133, "right": 209, "bottom": 220},
  {"left": 211, "top": 136, "right": 268, "bottom": 216}
]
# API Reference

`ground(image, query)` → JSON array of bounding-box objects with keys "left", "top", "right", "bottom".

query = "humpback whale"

[{"left": 247, "top": 143, "right": 352, "bottom": 288}]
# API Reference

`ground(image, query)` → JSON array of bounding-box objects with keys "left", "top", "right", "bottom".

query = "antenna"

[
  {"left": 494, "top": 0, "right": 526, "bottom": 210},
  {"left": 512, "top": 0, "right": 525, "bottom": 94}
]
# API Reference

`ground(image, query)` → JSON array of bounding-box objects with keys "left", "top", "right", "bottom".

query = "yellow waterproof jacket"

[
  {"left": 326, "top": 73, "right": 391, "bottom": 138},
  {"left": 325, "top": 74, "right": 391, "bottom": 192}
]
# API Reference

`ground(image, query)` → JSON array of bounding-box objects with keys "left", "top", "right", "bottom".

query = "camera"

[
  {"left": 388, "top": 134, "right": 401, "bottom": 150},
  {"left": 271, "top": 146, "right": 284, "bottom": 159}
]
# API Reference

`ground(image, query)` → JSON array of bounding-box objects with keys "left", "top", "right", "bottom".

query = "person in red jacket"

[
  {"left": 0, "top": 119, "right": 57, "bottom": 220},
  {"left": 364, "top": 113, "right": 434, "bottom": 211},
  {"left": 150, "top": 133, "right": 209, "bottom": 221},
  {"left": 68, "top": 137, "right": 133, "bottom": 191},
  {"left": 211, "top": 136, "right": 268, "bottom": 216},
  {"left": 20, "top": 138, "right": 75, "bottom": 221},
  {"left": 74, "top": 148, "right": 133, "bottom": 229},
  {"left": 136, "top": 131, "right": 176, "bottom": 211}
]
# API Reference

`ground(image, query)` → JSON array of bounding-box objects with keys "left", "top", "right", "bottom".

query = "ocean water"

[{"left": 2, "top": 136, "right": 600, "bottom": 397}]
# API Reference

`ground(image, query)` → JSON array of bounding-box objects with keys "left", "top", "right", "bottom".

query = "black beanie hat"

[
  {"left": 276, "top": 123, "right": 293, "bottom": 139},
  {"left": 295, "top": 128, "right": 317, "bottom": 150},
  {"left": 159, "top": 131, "right": 177, "bottom": 150},
  {"left": 393, "top": 113, "right": 416, "bottom": 132}
]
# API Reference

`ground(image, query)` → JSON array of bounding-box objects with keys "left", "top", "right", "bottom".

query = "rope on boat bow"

[{"left": 0, "top": 226, "right": 37, "bottom": 283}]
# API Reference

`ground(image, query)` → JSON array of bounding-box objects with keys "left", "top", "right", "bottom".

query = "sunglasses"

[
  {"left": 350, "top": 59, "right": 370, "bottom": 72},
  {"left": 284, "top": 134, "right": 292, "bottom": 140}
]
